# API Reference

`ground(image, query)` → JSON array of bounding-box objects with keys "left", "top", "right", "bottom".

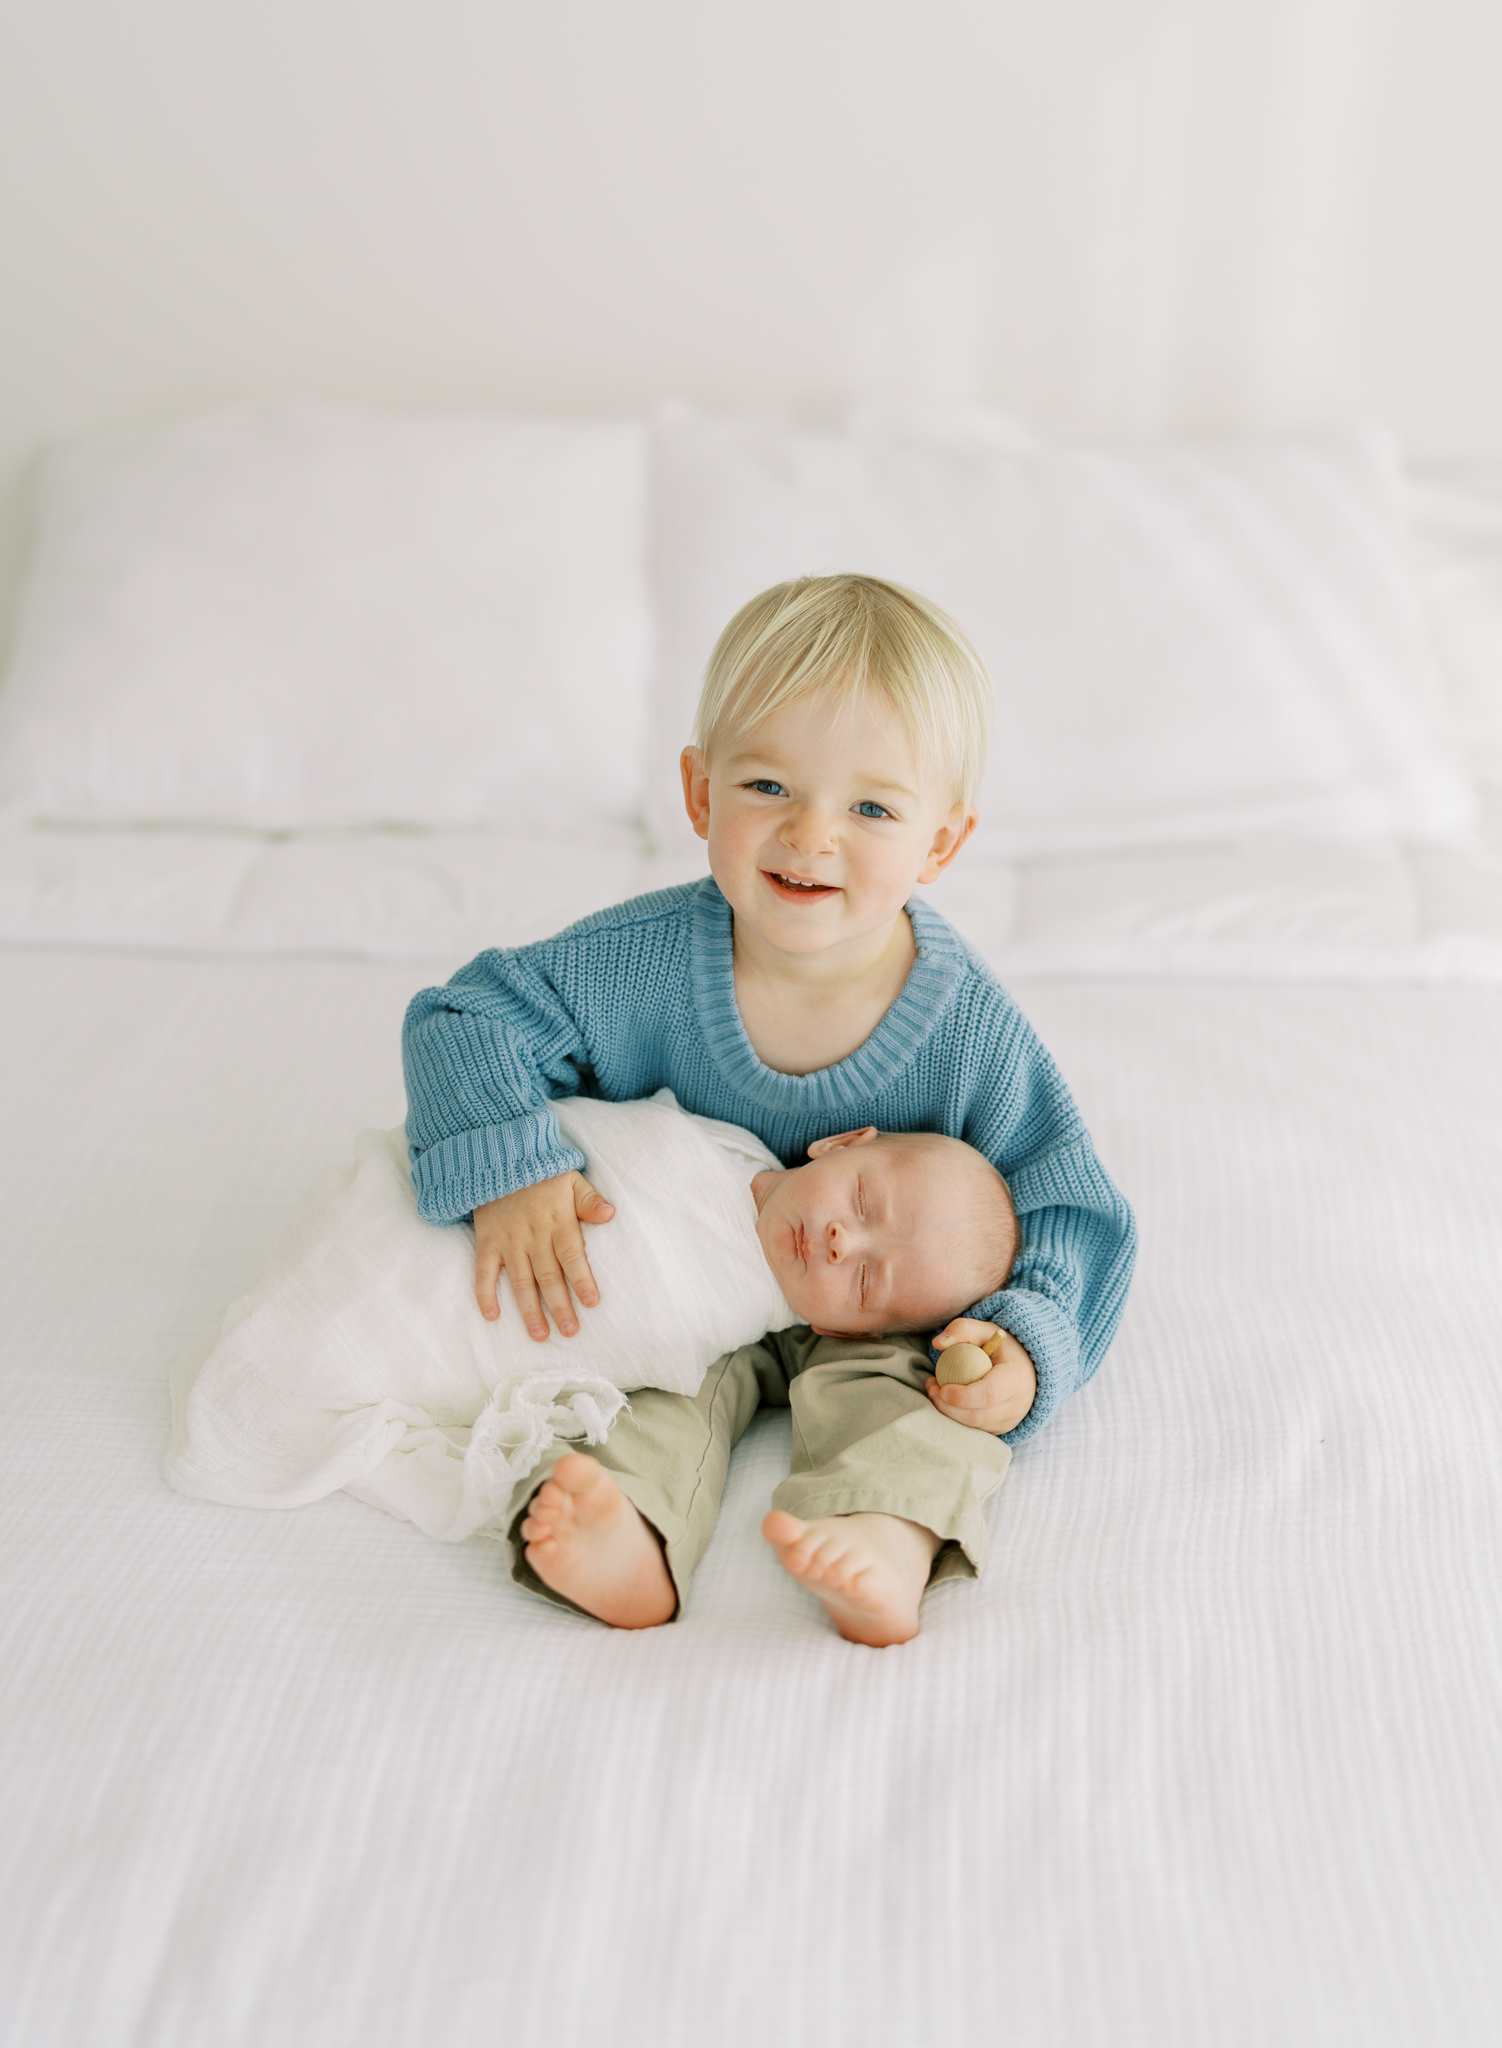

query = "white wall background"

[{"left": 3, "top": 0, "right": 1501, "bottom": 625}]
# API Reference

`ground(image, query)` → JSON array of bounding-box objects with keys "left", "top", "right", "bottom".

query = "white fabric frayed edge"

[{"left": 453, "top": 1368, "right": 630, "bottom": 1543}]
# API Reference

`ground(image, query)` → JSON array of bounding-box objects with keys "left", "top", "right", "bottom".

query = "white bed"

[{"left": 2, "top": 410, "right": 1500, "bottom": 2048}]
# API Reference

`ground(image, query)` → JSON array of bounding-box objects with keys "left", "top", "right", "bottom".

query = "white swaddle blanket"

[{"left": 167, "top": 1091, "right": 799, "bottom": 1542}]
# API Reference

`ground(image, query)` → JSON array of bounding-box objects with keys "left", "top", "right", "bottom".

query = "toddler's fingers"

[
  {"left": 942, "top": 1360, "right": 1036, "bottom": 1430},
  {"left": 531, "top": 1251, "right": 579, "bottom": 1339},
  {"left": 929, "top": 1382, "right": 991, "bottom": 1430},
  {"left": 556, "top": 1225, "right": 601, "bottom": 1311},
  {"left": 940, "top": 1374, "right": 993, "bottom": 1407},
  {"left": 934, "top": 1386, "right": 1015, "bottom": 1434},
  {"left": 507, "top": 1259, "right": 553, "bottom": 1342},
  {"left": 571, "top": 1174, "right": 616, "bottom": 1223},
  {"left": 937, "top": 1371, "right": 1010, "bottom": 1418},
  {"left": 932, "top": 1317, "right": 999, "bottom": 1351},
  {"left": 474, "top": 1242, "right": 503, "bottom": 1321}
]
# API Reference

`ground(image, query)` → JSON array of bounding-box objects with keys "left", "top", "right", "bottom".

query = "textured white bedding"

[{"left": 3, "top": 947, "right": 1500, "bottom": 2047}]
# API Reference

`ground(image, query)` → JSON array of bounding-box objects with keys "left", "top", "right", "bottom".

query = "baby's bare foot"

[
  {"left": 520, "top": 1454, "right": 676, "bottom": 1629},
  {"left": 761, "top": 1509, "right": 940, "bottom": 1647}
]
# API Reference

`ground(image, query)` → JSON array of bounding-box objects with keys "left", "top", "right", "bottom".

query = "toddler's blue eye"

[
  {"left": 854, "top": 801, "right": 892, "bottom": 820},
  {"left": 747, "top": 779, "right": 787, "bottom": 797}
]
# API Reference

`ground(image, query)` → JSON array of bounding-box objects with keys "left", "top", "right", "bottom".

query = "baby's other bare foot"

[
  {"left": 761, "top": 1510, "right": 940, "bottom": 1647},
  {"left": 520, "top": 1454, "right": 676, "bottom": 1629}
]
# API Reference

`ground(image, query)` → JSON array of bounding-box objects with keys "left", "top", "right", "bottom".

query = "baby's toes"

[
  {"left": 521, "top": 1485, "right": 569, "bottom": 1540},
  {"left": 805, "top": 1540, "right": 852, "bottom": 1587},
  {"left": 823, "top": 1552, "right": 863, "bottom": 1594},
  {"left": 789, "top": 1539, "right": 834, "bottom": 1585}
]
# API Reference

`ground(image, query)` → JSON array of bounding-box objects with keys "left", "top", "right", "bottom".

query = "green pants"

[{"left": 505, "top": 1327, "right": 1012, "bottom": 1619}]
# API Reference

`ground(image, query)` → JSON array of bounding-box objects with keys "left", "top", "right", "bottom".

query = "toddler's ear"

[
  {"left": 681, "top": 748, "right": 711, "bottom": 840},
  {"left": 807, "top": 1126, "right": 879, "bottom": 1158},
  {"left": 916, "top": 805, "right": 979, "bottom": 885}
]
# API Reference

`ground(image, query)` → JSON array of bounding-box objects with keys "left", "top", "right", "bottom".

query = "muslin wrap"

[{"left": 166, "top": 1090, "right": 799, "bottom": 1541}]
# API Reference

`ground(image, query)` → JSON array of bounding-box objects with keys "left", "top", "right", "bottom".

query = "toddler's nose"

[{"left": 782, "top": 806, "right": 837, "bottom": 857}]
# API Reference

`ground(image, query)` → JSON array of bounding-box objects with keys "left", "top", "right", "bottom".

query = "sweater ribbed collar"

[{"left": 688, "top": 877, "right": 967, "bottom": 1115}]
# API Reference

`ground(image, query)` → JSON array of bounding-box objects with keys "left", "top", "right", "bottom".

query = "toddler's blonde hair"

[{"left": 693, "top": 575, "right": 993, "bottom": 809}]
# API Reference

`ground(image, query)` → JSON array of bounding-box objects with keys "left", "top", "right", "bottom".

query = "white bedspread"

[
  {"left": 165, "top": 1097, "right": 794, "bottom": 1541},
  {"left": 3, "top": 947, "right": 1500, "bottom": 2047}
]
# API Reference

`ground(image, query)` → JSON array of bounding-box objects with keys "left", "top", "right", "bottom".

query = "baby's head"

[
  {"left": 752, "top": 1127, "right": 1018, "bottom": 1338},
  {"left": 681, "top": 575, "right": 991, "bottom": 944}
]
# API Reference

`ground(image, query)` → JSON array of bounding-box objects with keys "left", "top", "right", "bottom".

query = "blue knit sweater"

[{"left": 402, "top": 878, "right": 1135, "bottom": 1446}]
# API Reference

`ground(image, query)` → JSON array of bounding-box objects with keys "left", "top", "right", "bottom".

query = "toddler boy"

[{"left": 403, "top": 574, "right": 1136, "bottom": 1644}]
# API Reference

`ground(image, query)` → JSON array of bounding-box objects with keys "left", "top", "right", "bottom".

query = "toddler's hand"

[
  {"left": 927, "top": 1318, "right": 1036, "bottom": 1436},
  {"left": 472, "top": 1171, "right": 615, "bottom": 1340}
]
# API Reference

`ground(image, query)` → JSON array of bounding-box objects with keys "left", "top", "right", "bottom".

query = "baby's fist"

[{"left": 927, "top": 1320, "right": 1036, "bottom": 1436}]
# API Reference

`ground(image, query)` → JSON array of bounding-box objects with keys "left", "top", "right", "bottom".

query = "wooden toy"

[{"left": 934, "top": 1339, "right": 997, "bottom": 1387}]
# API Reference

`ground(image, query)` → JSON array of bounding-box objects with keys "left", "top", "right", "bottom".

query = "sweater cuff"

[
  {"left": 962, "top": 1282, "right": 1080, "bottom": 1449},
  {"left": 407, "top": 1109, "right": 587, "bottom": 1224}
]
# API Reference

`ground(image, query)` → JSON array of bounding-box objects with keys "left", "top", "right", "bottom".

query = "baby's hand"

[
  {"left": 927, "top": 1318, "right": 1037, "bottom": 1436},
  {"left": 472, "top": 1171, "right": 615, "bottom": 1340}
]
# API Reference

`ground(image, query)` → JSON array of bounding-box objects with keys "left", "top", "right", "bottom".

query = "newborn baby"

[
  {"left": 167, "top": 1090, "right": 1016, "bottom": 1547},
  {"left": 752, "top": 1124, "right": 1018, "bottom": 1339}
]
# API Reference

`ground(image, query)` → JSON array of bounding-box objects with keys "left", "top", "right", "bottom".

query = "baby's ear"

[{"left": 806, "top": 1126, "right": 880, "bottom": 1159}]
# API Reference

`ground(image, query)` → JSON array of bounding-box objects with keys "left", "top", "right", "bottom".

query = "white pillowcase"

[
  {"left": 1406, "top": 466, "right": 1502, "bottom": 792},
  {"left": 0, "top": 408, "right": 654, "bottom": 831},
  {"left": 650, "top": 405, "right": 1475, "bottom": 858}
]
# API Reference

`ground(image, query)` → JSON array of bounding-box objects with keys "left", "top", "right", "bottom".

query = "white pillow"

[
  {"left": 0, "top": 408, "right": 654, "bottom": 831},
  {"left": 1406, "top": 466, "right": 1502, "bottom": 791},
  {"left": 650, "top": 405, "right": 1474, "bottom": 858}
]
